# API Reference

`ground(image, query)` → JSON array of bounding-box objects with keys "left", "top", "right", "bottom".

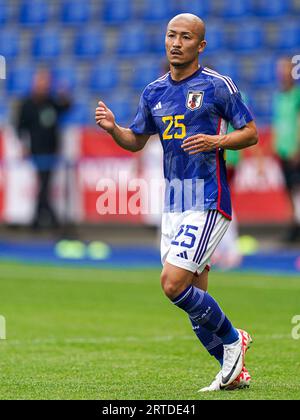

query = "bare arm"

[
  {"left": 95, "top": 101, "right": 150, "bottom": 152},
  {"left": 181, "top": 120, "right": 258, "bottom": 154}
]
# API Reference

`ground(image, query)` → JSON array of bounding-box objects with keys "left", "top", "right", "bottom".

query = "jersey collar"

[{"left": 168, "top": 66, "right": 204, "bottom": 85}]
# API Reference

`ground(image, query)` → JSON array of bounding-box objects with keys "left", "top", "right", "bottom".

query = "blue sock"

[
  {"left": 190, "top": 318, "right": 224, "bottom": 366},
  {"left": 172, "top": 285, "right": 239, "bottom": 345},
  {"left": 221, "top": 326, "right": 240, "bottom": 345}
]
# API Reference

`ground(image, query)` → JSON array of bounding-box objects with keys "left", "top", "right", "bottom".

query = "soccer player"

[{"left": 95, "top": 14, "right": 258, "bottom": 392}]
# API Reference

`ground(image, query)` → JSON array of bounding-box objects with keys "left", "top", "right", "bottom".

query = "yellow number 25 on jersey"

[{"left": 162, "top": 115, "right": 186, "bottom": 140}]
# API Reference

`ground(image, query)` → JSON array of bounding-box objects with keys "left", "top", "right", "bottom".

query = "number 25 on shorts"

[
  {"left": 171, "top": 224, "right": 198, "bottom": 249},
  {"left": 162, "top": 115, "right": 186, "bottom": 140}
]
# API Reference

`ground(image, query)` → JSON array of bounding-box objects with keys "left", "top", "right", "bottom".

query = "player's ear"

[{"left": 198, "top": 40, "right": 207, "bottom": 54}]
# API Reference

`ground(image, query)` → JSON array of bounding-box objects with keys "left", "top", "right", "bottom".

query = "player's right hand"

[{"left": 95, "top": 101, "right": 116, "bottom": 134}]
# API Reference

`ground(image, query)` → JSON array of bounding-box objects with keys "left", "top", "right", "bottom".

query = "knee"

[{"left": 160, "top": 271, "right": 182, "bottom": 300}]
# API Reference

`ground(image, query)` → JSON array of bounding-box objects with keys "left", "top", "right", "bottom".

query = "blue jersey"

[{"left": 130, "top": 66, "right": 254, "bottom": 219}]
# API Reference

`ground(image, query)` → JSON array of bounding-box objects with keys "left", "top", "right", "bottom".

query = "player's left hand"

[{"left": 181, "top": 134, "right": 222, "bottom": 155}]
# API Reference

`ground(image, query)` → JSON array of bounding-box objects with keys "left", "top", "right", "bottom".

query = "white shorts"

[{"left": 161, "top": 210, "right": 230, "bottom": 274}]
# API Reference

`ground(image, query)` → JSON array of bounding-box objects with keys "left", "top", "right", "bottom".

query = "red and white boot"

[
  {"left": 224, "top": 366, "right": 251, "bottom": 390},
  {"left": 199, "top": 329, "right": 253, "bottom": 392}
]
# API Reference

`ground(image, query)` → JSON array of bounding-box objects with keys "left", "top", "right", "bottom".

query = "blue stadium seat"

[
  {"left": 130, "top": 60, "right": 162, "bottom": 89},
  {"left": 32, "top": 28, "right": 62, "bottom": 59},
  {"left": 20, "top": 0, "right": 50, "bottom": 25},
  {"left": 89, "top": 61, "right": 120, "bottom": 92},
  {"left": 247, "top": 56, "right": 277, "bottom": 86},
  {"left": 150, "top": 26, "right": 167, "bottom": 54},
  {"left": 205, "top": 23, "right": 226, "bottom": 53},
  {"left": 6, "top": 64, "right": 34, "bottom": 96},
  {"left": 217, "top": 0, "right": 254, "bottom": 18},
  {"left": 74, "top": 27, "right": 105, "bottom": 58},
  {"left": 52, "top": 63, "right": 80, "bottom": 92},
  {"left": 0, "top": 29, "right": 20, "bottom": 58},
  {"left": 106, "top": 94, "right": 134, "bottom": 125},
  {"left": 61, "top": 0, "right": 92, "bottom": 24},
  {"left": 212, "top": 57, "right": 242, "bottom": 83},
  {"left": 248, "top": 89, "right": 273, "bottom": 125},
  {"left": 140, "top": 0, "right": 175, "bottom": 21},
  {"left": 231, "top": 22, "right": 264, "bottom": 52},
  {"left": 175, "top": 0, "right": 211, "bottom": 18},
  {"left": 61, "top": 98, "right": 92, "bottom": 125},
  {"left": 117, "top": 24, "right": 149, "bottom": 55},
  {"left": 0, "top": 1, "right": 10, "bottom": 24},
  {"left": 255, "top": 0, "right": 289, "bottom": 17},
  {"left": 0, "top": 98, "right": 9, "bottom": 124},
  {"left": 271, "top": 22, "right": 300, "bottom": 51},
  {"left": 101, "top": 0, "right": 133, "bottom": 23}
]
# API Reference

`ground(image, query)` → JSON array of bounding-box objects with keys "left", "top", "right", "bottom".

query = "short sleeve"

[
  {"left": 215, "top": 79, "right": 254, "bottom": 130},
  {"left": 130, "top": 88, "right": 157, "bottom": 135}
]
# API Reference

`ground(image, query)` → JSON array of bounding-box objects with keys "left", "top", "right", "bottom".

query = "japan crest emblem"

[{"left": 186, "top": 91, "right": 204, "bottom": 111}]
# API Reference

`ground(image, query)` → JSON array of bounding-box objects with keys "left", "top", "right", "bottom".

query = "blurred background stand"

[{"left": 0, "top": 0, "right": 299, "bottom": 270}]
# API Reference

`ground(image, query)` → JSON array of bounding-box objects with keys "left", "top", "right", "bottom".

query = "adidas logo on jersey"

[
  {"left": 176, "top": 251, "right": 188, "bottom": 260},
  {"left": 153, "top": 102, "right": 162, "bottom": 111}
]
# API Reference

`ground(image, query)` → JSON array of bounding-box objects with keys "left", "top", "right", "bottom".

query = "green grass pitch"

[{"left": 0, "top": 261, "right": 299, "bottom": 400}]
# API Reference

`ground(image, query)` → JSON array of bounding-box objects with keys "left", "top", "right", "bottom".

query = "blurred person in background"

[
  {"left": 16, "top": 69, "right": 71, "bottom": 230},
  {"left": 273, "top": 58, "right": 300, "bottom": 242}
]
